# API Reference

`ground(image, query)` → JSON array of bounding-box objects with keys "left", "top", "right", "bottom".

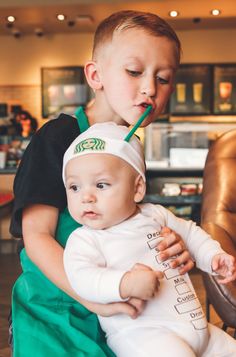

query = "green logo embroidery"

[{"left": 74, "top": 138, "right": 106, "bottom": 153}]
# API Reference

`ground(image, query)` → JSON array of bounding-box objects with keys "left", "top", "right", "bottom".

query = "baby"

[{"left": 63, "top": 122, "right": 236, "bottom": 357}]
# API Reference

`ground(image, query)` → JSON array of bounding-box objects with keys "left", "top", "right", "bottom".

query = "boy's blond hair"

[{"left": 93, "top": 10, "right": 181, "bottom": 65}]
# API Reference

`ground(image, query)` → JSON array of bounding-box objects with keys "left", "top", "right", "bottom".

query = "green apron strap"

[
  {"left": 56, "top": 105, "right": 90, "bottom": 247},
  {"left": 75, "top": 106, "right": 90, "bottom": 133}
]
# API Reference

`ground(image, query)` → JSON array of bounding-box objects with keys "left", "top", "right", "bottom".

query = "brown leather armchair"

[{"left": 201, "top": 129, "right": 236, "bottom": 338}]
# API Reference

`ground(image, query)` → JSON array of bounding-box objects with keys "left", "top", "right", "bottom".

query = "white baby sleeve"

[
  {"left": 63, "top": 228, "right": 127, "bottom": 303},
  {"left": 151, "top": 204, "right": 225, "bottom": 274}
]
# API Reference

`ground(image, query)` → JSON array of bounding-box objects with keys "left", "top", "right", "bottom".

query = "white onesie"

[{"left": 64, "top": 203, "right": 236, "bottom": 357}]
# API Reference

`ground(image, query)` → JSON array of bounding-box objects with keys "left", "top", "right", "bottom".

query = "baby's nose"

[{"left": 82, "top": 191, "right": 96, "bottom": 203}]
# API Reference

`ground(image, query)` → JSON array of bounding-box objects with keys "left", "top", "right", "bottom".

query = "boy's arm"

[
  {"left": 22, "top": 204, "right": 143, "bottom": 318},
  {"left": 23, "top": 204, "right": 76, "bottom": 296}
]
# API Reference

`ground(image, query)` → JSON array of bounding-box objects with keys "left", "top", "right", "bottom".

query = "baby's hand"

[
  {"left": 211, "top": 253, "right": 236, "bottom": 284},
  {"left": 120, "top": 263, "right": 163, "bottom": 300}
]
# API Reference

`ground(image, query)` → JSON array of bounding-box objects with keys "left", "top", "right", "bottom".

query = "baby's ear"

[
  {"left": 134, "top": 175, "right": 146, "bottom": 203},
  {"left": 84, "top": 61, "right": 103, "bottom": 90}
]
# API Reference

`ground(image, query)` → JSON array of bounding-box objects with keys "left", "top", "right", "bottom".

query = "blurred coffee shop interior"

[
  {"left": 1, "top": 0, "right": 236, "bottom": 353},
  {"left": 1, "top": 0, "right": 236, "bottom": 249}
]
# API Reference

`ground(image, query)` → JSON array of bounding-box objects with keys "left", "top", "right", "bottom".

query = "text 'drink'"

[{"left": 175, "top": 298, "right": 201, "bottom": 314}]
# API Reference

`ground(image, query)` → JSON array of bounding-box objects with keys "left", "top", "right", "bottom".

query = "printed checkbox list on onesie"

[{"left": 146, "top": 232, "right": 207, "bottom": 330}]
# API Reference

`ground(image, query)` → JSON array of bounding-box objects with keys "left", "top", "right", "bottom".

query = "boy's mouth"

[
  {"left": 141, "top": 103, "right": 150, "bottom": 108},
  {"left": 139, "top": 102, "right": 154, "bottom": 112}
]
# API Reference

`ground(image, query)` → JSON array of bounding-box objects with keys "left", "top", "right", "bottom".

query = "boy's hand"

[
  {"left": 157, "top": 227, "right": 195, "bottom": 275},
  {"left": 212, "top": 253, "right": 236, "bottom": 284},
  {"left": 92, "top": 298, "right": 146, "bottom": 319},
  {"left": 120, "top": 263, "right": 163, "bottom": 300},
  {"left": 127, "top": 297, "right": 147, "bottom": 319}
]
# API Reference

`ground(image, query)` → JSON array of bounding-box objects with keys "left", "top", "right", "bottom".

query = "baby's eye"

[
  {"left": 126, "top": 69, "right": 142, "bottom": 77},
  {"left": 97, "top": 182, "right": 110, "bottom": 190},
  {"left": 70, "top": 184, "right": 80, "bottom": 192},
  {"left": 156, "top": 76, "right": 169, "bottom": 85}
]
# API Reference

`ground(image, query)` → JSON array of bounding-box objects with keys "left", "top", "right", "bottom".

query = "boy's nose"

[{"left": 140, "top": 77, "right": 156, "bottom": 98}]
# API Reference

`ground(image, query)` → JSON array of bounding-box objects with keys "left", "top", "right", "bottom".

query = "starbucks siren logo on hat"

[{"left": 74, "top": 138, "right": 106, "bottom": 153}]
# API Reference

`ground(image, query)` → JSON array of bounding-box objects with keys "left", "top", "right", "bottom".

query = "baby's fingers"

[
  {"left": 217, "top": 270, "right": 236, "bottom": 284},
  {"left": 211, "top": 258, "right": 219, "bottom": 272},
  {"left": 217, "top": 275, "right": 233, "bottom": 284},
  {"left": 213, "top": 254, "right": 236, "bottom": 274}
]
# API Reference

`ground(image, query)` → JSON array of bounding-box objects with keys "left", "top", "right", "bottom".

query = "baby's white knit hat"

[{"left": 63, "top": 122, "right": 146, "bottom": 183}]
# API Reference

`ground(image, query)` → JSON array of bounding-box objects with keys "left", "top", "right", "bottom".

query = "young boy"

[
  {"left": 11, "top": 10, "right": 195, "bottom": 356},
  {"left": 63, "top": 121, "right": 236, "bottom": 357}
]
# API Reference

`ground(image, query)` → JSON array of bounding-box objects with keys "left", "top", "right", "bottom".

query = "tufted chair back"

[{"left": 201, "top": 129, "right": 236, "bottom": 334}]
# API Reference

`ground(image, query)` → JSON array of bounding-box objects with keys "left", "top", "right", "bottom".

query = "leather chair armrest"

[
  {"left": 201, "top": 222, "right": 236, "bottom": 327},
  {"left": 201, "top": 222, "right": 236, "bottom": 258}
]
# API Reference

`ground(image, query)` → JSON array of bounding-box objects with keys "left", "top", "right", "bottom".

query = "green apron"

[{"left": 12, "top": 107, "right": 115, "bottom": 357}]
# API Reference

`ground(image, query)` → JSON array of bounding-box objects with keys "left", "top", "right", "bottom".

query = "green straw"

[{"left": 124, "top": 105, "right": 152, "bottom": 142}]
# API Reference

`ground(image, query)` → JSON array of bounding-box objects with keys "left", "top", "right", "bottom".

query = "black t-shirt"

[{"left": 10, "top": 113, "right": 81, "bottom": 238}]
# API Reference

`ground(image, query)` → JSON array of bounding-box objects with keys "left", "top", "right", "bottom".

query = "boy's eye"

[
  {"left": 126, "top": 69, "right": 142, "bottom": 77},
  {"left": 97, "top": 182, "right": 110, "bottom": 189},
  {"left": 157, "top": 76, "right": 169, "bottom": 85},
  {"left": 70, "top": 184, "right": 80, "bottom": 192}
]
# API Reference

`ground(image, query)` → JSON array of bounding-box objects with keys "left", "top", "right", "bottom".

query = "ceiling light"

[
  {"left": 57, "top": 14, "right": 66, "bottom": 21},
  {"left": 7, "top": 15, "right": 16, "bottom": 23},
  {"left": 168, "top": 10, "right": 179, "bottom": 18},
  {"left": 211, "top": 9, "right": 221, "bottom": 16}
]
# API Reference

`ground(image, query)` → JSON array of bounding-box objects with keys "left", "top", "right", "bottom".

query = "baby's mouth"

[{"left": 83, "top": 211, "right": 98, "bottom": 218}]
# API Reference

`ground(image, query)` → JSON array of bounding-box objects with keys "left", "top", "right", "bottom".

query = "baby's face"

[
  {"left": 65, "top": 154, "right": 140, "bottom": 229},
  {"left": 96, "top": 27, "right": 178, "bottom": 127}
]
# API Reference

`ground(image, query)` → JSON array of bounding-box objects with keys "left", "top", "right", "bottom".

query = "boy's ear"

[
  {"left": 84, "top": 61, "right": 103, "bottom": 90},
  {"left": 134, "top": 175, "right": 146, "bottom": 203}
]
